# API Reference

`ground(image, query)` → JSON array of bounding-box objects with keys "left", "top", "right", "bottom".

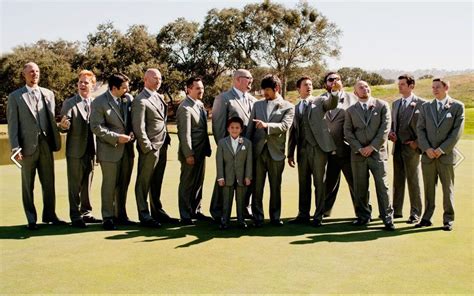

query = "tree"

[
  {"left": 249, "top": 0, "right": 341, "bottom": 96},
  {"left": 0, "top": 40, "right": 79, "bottom": 120},
  {"left": 337, "top": 67, "right": 389, "bottom": 87}
]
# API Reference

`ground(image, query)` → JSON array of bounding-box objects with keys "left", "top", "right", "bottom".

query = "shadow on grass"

[{"left": 0, "top": 218, "right": 443, "bottom": 248}]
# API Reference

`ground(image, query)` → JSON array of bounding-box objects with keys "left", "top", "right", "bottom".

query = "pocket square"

[
  {"left": 374, "top": 112, "right": 378, "bottom": 116},
  {"left": 446, "top": 113, "right": 452, "bottom": 118},
  {"left": 241, "top": 146, "right": 246, "bottom": 150},
  {"left": 415, "top": 110, "right": 420, "bottom": 114},
  {"left": 311, "top": 104, "right": 317, "bottom": 109}
]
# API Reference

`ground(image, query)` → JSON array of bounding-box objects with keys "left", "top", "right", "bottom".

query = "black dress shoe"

[
  {"left": 406, "top": 216, "right": 419, "bottom": 224},
  {"left": 219, "top": 223, "right": 229, "bottom": 230},
  {"left": 312, "top": 219, "right": 323, "bottom": 227},
  {"left": 384, "top": 223, "right": 396, "bottom": 231},
  {"left": 442, "top": 224, "right": 453, "bottom": 231},
  {"left": 71, "top": 220, "right": 87, "bottom": 228},
  {"left": 270, "top": 220, "right": 284, "bottom": 226},
  {"left": 82, "top": 216, "right": 102, "bottom": 224},
  {"left": 180, "top": 218, "right": 194, "bottom": 226},
  {"left": 394, "top": 214, "right": 403, "bottom": 219},
  {"left": 103, "top": 220, "right": 117, "bottom": 230},
  {"left": 351, "top": 218, "right": 370, "bottom": 226},
  {"left": 114, "top": 218, "right": 137, "bottom": 226},
  {"left": 239, "top": 221, "right": 248, "bottom": 229},
  {"left": 44, "top": 218, "right": 68, "bottom": 225},
  {"left": 288, "top": 217, "right": 310, "bottom": 224},
  {"left": 139, "top": 219, "right": 161, "bottom": 228},
  {"left": 27, "top": 223, "right": 39, "bottom": 230},
  {"left": 191, "top": 212, "right": 214, "bottom": 222},
  {"left": 254, "top": 220, "right": 264, "bottom": 228},
  {"left": 243, "top": 213, "right": 254, "bottom": 220},
  {"left": 158, "top": 216, "right": 180, "bottom": 224},
  {"left": 414, "top": 219, "right": 432, "bottom": 228}
]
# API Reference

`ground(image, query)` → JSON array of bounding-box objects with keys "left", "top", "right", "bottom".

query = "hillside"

[{"left": 284, "top": 74, "right": 474, "bottom": 108}]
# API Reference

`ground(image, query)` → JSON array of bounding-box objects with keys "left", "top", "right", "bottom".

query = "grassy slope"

[{"left": 0, "top": 135, "right": 472, "bottom": 294}]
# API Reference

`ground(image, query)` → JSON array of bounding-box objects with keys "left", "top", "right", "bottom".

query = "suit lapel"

[
  {"left": 428, "top": 100, "right": 439, "bottom": 127},
  {"left": 393, "top": 99, "right": 401, "bottom": 132},
  {"left": 20, "top": 89, "right": 37, "bottom": 119},
  {"left": 355, "top": 103, "right": 368, "bottom": 126},
  {"left": 437, "top": 97, "right": 452, "bottom": 127},
  {"left": 231, "top": 89, "right": 250, "bottom": 120},
  {"left": 225, "top": 137, "right": 235, "bottom": 156},
  {"left": 106, "top": 92, "right": 125, "bottom": 125},
  {"left": 406, "top": 96, "right": 418, "bottom": 124},
  {"left": 74, "top": 95, "right": 89, "bottom": 121},
  {"left": 158, "top": 94, "right": 168, "bottom": 120}
]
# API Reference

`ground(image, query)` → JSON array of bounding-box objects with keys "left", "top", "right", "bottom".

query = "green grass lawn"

[{"left": 1, "top": 135, "right": 473, "bottom": 293}]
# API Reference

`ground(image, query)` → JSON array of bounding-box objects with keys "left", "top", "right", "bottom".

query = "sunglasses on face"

[{"left": 327, "top": 77, "right": 340, "bottom": 82}]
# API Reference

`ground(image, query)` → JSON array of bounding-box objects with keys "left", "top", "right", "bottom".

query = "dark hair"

[
  {"left": 398, "top": 74, "right": 415, "bottom": 86},
  {"left": 323, "top": 71, "right": 340, "bottom": 83},
  {"left": 186, "top": 77, "right": 202, "bottom": 89},
  {"left": 432, "top": 77, "right": 450, "bottom": 87},
  {"left": 296, "top": 76, "right": 312, "bottom": 88},
  {"left": 260, "top": 74, "right": 281, "bottom": 90},
  {"left": 108, "top": 73, "right": 130, "bottom": 90},
  {"left": 226, "top": 116, "right": 244, "bottom": 129}
]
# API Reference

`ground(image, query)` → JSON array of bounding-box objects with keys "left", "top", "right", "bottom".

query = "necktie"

[
  {"left": 301, "top": 100, "right": 308, "bottom": 116},
  {"left": 84, "top": 99, "right": 91, "bottom": 121},
  {"left": 363, "top": 103, "right": 369, "bottom": 121},
  {"left": 32, "top": 89, "right": 45, "bottom": 132},
  {"left": 121, "top": 99, "right": 127, "bottom": 120},
  {"left": 438, "top": 102, "right": 443, "bottom": 112},
  {"left": 400, "top": 99, "right": 407, "bottom": 113}
]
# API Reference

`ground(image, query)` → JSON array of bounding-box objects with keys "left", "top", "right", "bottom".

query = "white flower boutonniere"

[
  {"left": 238, "top": 137, "right": 244, "bottom": 144},
  {"left": 444, "top": 103, "right": 452, "bottom": 110},
  {"left": 410, "top": 102, "right": 417, "bottom": 108}
]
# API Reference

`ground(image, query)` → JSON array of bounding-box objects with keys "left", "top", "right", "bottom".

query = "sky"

[{"left": 0, "top": 0, "right": 473, "bottom": 71}]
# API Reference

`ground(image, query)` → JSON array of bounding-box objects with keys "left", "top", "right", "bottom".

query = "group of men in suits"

[{"left": 8, "top": 63, "right": 464, "bottom": 232}]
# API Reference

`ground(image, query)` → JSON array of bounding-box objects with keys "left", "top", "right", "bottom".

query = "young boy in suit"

[{"left": 216, "top": 117, "right": 253, "bottom": 229}]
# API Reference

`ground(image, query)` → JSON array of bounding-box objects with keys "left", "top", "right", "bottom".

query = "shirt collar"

[
  {"left": 401, "top": 94, "right": 413, "bottom": 104},
  {"left": 108, "top": 90, "right": 120, "bottom": 101},
  {"left": 435, "top": 96, "right": 449, "bottom": 106},
  {"left": 144, "top": 87, "right": 157, "bottom": 96},
  {"left": 233, "top": 87, "right": 245, "bottom": 99},
  {"left": 25, "top": 85, "right": 39, "bottom": 93}
]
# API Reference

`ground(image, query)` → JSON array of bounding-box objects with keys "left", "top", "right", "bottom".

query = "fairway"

[{"left": 1, "top": 135, "right": 473, "bottom": 293}]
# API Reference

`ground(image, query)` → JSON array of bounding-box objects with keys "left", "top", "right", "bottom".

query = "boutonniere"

[
  {"left": 120, "top": 97, "right": 128, "bottom": 104},
  {"left": 444, "top": 102, "right": 451, "bottom": 110},
  {"left": 410, "top": 102, "right": 417, "bottom": 108},
  {"left": 368, "top": 104, "right": 375, "bottom": 110},
  {"left": 237, "top": 137, "right": 244, "bottom": 144},
  {"left": 276, "top": 102, "right": 284, "bottom": 110}
]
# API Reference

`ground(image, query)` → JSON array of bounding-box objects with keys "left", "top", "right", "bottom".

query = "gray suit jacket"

[
  {"left": 176, "top": 96, "right": 212, "bottom": 162},
  {"left": 60, "top": 94, "right": 95, "bottom": 158},
  {"left": 90, "top": 91, "right": 134, "bottom": 162},
  {"left": 344, "top": 98, "right": 390, "bottom": 161},
  {"left": 132, "top": 89, "right": 170, "bottom": 154},
  {"left": 391, "top": 95, "right": 426, "bottom": 144},
  {"left": 416, "top": 96, "right": 464, "bottom": 165},
  {"left": 287, "top": 93, "right": 338, "bottom": 159},
  {"left": 7, "top": 86, "right": 61, "bottom": 156},
  {"left": 246, "top": 96, "right": 294, "bottom": 161},
  {"left": 212, "top": 88, "right": 257, "bottom": 143},
  {"left": 216, "top": 136, "right": 253, "bottom": 186},
  {"left": 324, "top": 91, "right": 357, "bottom": 157}
]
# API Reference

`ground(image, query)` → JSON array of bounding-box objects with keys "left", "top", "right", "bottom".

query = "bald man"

[
  {"left": 131, "top": 69, "right": 177, "bottom": 227},
  {"left": 344, "top": 80, "right": 394, "bottom": 231},
  {"left": 7, "top": 62, "right": 66, "bottom": 230}
]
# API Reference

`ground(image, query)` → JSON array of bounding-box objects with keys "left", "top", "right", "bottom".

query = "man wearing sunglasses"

[{"left": 320, "top": 72, "right": 359, "bottom": 218}]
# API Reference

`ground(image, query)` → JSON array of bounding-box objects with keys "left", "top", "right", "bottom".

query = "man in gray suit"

[
  {"left": 287, "top": 76, "right": 339, "bottom": 226},
  {"left": 59, "top": 70, "right": 101, "bottom": 228},
  {"left": 210, "top": 69, "right": 256, "bottom": 221},
  {"left": 177, "top": 77, "right": 212, "bottom": 225},
  {"left": 90, "top": 73, "right": 136, "bottom": 230},
  {"left": 246, "top": 75, "right": 294, "bottom": 227},
  {"left": 415, "top": 78, "right": 464, "bottom": 231},
  {"left": 132, "top": 68, "right": 177, "bottom": 228},
  {"left": 321, "top": 72, "right": 358, "bottom": 218},
  {"left": 7, "top": 62, "right": 66, "bottom": 230},
  {"left": 388, "top": 74, "right": 425, "bottom": 224},
  {"left": 344, "top": 80, "right": 395, "bottom": 231}
]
